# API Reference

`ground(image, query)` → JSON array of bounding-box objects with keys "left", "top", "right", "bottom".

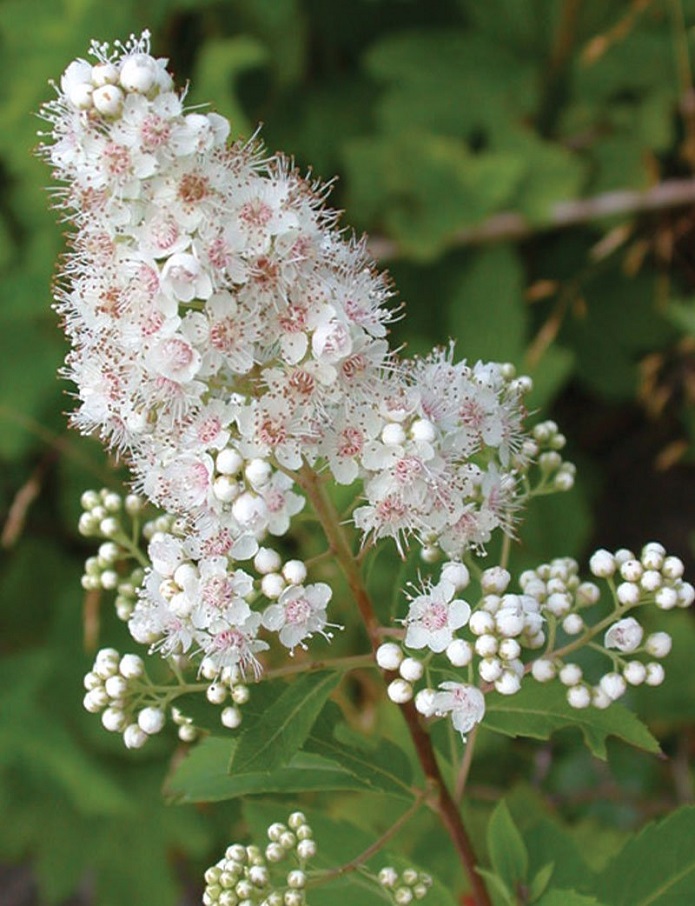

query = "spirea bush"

[{"left": 38, "top": 31, "right": 695, "bottom": 906}]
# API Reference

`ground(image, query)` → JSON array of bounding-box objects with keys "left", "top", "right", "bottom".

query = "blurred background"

[{"left": 2, "top": 1, "right": 695, "bottom": 903}]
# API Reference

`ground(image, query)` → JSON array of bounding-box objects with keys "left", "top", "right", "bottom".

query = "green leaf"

[
  {"left": 535, "top": 891, "right": 606, "bottom": 906},
  {"left": 484, "top": 683, "right": 661, "bottom": 759},
  {"left": 230, "top": 670, "right": 341, "bottom": 773},
  {"left": 446, "top": 245, "right": 527, "bottom": 366},
  {"left": 166, "top": 736, "right": 379, "bottom": 803},
  {"left": 487, "top": 799, "right": 529, "bottom": 892},
  {"left": 477, "top": 867, "right": 514, "bottom": 905},
  {"left": 591, "top": 805, "right": 695, "bottom": 905},
  {"left": 529, "top": 862, "right": 555, "bottom": 902},
  {"left": 305, "top": 704, "right": 415, "bottom": 799}
]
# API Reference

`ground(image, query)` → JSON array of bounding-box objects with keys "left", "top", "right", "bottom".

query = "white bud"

[
  {"left": 119, "top": 653, "right": 144, "bottom": 679},
  {"left": 254, "top": 547, "right": 282, "bottom": 575},
  {"left": 481, "top": 567, "right": 511, "bottom": 594},
  {"left": 414, "top": 688, "right": 437, "bottom": 717},
  {"left": 662, "top": 556, "right": 684, "bottom": 580},
  {"left": 599, "top": 672, "right": 627, "bottom": 701},
  {"left": 495, "top": 670, "right": 521, "bottom": 696},
  {"left": 395, "top": 886, "right": 414, "bottom": 905},
  {"left": 231, "top": 685, "right": 250, "bottom": 705},
  {"left": 261, "top": 572, "right": 285, "bottom": 599},
  {"left": 67, "top": 81, "right": 94, "bottom": 109},
  {"left": 589, "top": 549, "right": 616, "bottom": 578},
  {"left": 216, "top": 448, "right": 244, "bottom": 475},
  {"left": 83, "top": 689, "right": 107, "bottom": 713},
  {"left": 207, "top": 683, "right": 228, "bottom": 705},
  {"left": 124, "top": 493, "right": 143, "bottom": 515},
  {"left": 469, "top": 610, "right": 495, "bottom": 635},
  {"left": 200, "top": 657, "right": 218, "bottom": 680},
  {"left": 138, "top": 706, "right": 165, "bottom": 735},
  {"left": 381, "top": 422, "right": 406, "bottom": 445},
  {"left": 592, "top": 686, "right": 612, "bottom": 709},
  {"left": 495, "top": 607, "right": 526, "bottom": 637},
  {"left": 678, "top": 582, "right": 695, "bottom": 607},
  {"left": 379, "top": 867, "right": 399, "bottom": 889},
  {"left": 284, "top": 891, "right": 304, "bottom": 906},
  {"left": 646, "top": 632, "right": 672, "bottom": 658},
  {"left": 645, "top": 662, "right": 665, "bottom": 686},
  {"left": 655, "top": 587, "right": 678, "bottom": 610},
  {"left": 388, "top": 678, "right": 413, "bottom": 704},
  {"left": 282, "top": 560, "right": 307, "bottom": 585},
  {"left": 248, "top": 864, "right": 269, "bottom": 886},
  {"left": 567, "top": 685, "right": 591, "bottom": 709},
  {"left": 245, "top": 458, "right": 272, "bottom": 488},
  {"left": 123, "top": 723, "right": 148, "bottom": 749},
  {"left": 498, "top": 638, "right": 521, "bottom": 661},
  {"left": 92, "top": 84, "right": 124, "bottom": 116},
  {"left": 616, "top": 582, "right": 640, "bottom": 606},
  {"left": 559, "top": 663, "right": 582, "bottom": 686},
  {"left": 640, "top": 569, "right": 662, "bottom": 592},
  {"left": 213, "top": 475, "right": 240, "bottom": 503},
  {"left": 562, "top": 613, "right": 584, "bottom": 635},
  {"left": 376, "top": 642, "right": 403, "bottom": 671},
  {"left": 478, "top": 658, "right": 503, "bottom": 683},
  {"left": 287, "top": 870, "right": 306, "bottom": 889},
  {"left": 545, "top": 592, "right": 571, "bottom": 616},
  {"left": 411, "top": 418, "right": 436, "bottom": 442},
  {"left": 119, "top": 53, "right": 158, "bottom": 93},
  {"left": 576, "top": 582, "right": 600, "bottom": 606},
  {"left": 623, "top": 661, "right": 647, "bottom": 685},
  {"left": 531, "top": 658, "right": 556, "bottom": 682},
  {"left": 221, "top": 706, "right": 243, "bottom": 729},
  {"left": 475, "top": 634, "right": 498, "bottom": 658},
  {"left": 620, "top": 559, "right": 643, "bottom": 582},
  {"left": 105, "top": 675, "right": 128, "bottom": 699},
  {"left": 296, "top": 839, "right": 316, "bottom": 861},
  {"left": 441, "top": 561, "right": 470, "bottom": 591},
  {"left": 446, "top": 639, "right": 473, "bottom": 667},
  {"left": 399, "top": 657, "right": 424, "bottom": 682},
  {"left": 614, "top": 548, "right": 635, "bottom": 566},
  {"left": 178, "top": 724, "right": 197, "bottom": 743}
]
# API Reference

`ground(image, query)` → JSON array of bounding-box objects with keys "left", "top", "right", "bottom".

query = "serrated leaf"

[
  {"left": 484, "top": 683, "right": 660, "bottom": 759},
  {"left": 165, "top": 737, "right": 376, "bottom": 803},
  {"left": 591, "top": 805, "right": 695, "bottom": 905},
  {"left": 305, "top": 705, "right": 415, "bottom": 799},
  {"left": 487, "top": 799, "right": 528, "bottom": 891},
  {"left": 230, "top": 670, "right": 341, "bottom": 773}
]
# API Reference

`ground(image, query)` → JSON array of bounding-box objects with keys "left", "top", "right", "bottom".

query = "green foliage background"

[{"left": 2, "top": 1, "right": 695, "bottom": 902}]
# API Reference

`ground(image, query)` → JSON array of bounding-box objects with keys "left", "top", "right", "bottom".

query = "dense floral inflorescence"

[{"left": 40, "top": 32, "right": 532, "bottom": 679}]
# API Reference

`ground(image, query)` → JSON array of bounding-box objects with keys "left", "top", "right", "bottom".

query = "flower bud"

[
  {"left": 531, "top": 658, "right": 556, "bottom": 682},
  {"left": 376, "top": 642, "right": 403, "bottom": 671},
  {"left": 387, "top": 678, "right": 413, "bottom": 704},
  {"left": 646, "top": 632, "right": 672, "bottom": 658},
  {"left": 123, "top": 723, "right": 148, "bottom": 748},
  {"left": 589, "top": 549, "right": 616, "bottom": 578},
  {"left": 138, "top": 706, "right": 165, "bottom": 735},
  {"left": 645, "top": 662, "right": 665, "bottom": 686},
  {"left": 567, "top": 685, "right": 591, "bottom": 709},
  {"left": 599, "top": 672, "right": 626, "bottom": 701},
  {"left": 92, "top": 84, "right": 124, "bottom": 116},
  {"left": 221, "top": 706, "right": 243, "bottom": 729},
  {"left": 399, "top": 657, "right": 424, "bottom": 682},
  {"left": 446, "top": 639, "right": 473, "bottom": 667}
]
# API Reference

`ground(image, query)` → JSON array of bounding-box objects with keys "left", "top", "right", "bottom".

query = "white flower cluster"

[
  {"left": 82, "top": 648, "right": 166, "bottom": 748},
  {"left": 378, "top": 865, "right": 433, "bottom": 904},
  {"left": 40, "top": 33, "right": 534, "bottom": 676},
  {"left": 378, "top": 542, "right": 691, "bottom": 732},
  {"left": 531, "top": 543, "right": 694, "bottom": 709},
  {"left": 203, "top": 812, "right": 315, "bottom": 906}
]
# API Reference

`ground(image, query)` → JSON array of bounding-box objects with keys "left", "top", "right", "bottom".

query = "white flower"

[
  {"left": 432, "top": 682, "right": 485, "bottom": 738},
  {"left": 261, "top": 582, "right": 334, "bottom": 650},
  {"left": 403, "top": 579, "right": 470, "bottom": 653}
]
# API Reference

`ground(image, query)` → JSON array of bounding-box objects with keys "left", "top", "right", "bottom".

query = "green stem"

[{"left": 307, "top": 791, "right": 427, "bottom": 888}]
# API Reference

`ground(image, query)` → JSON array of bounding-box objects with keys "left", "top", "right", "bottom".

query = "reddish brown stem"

[{"left": 296, "top": 465, "right": 492, "bottom": 906}]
